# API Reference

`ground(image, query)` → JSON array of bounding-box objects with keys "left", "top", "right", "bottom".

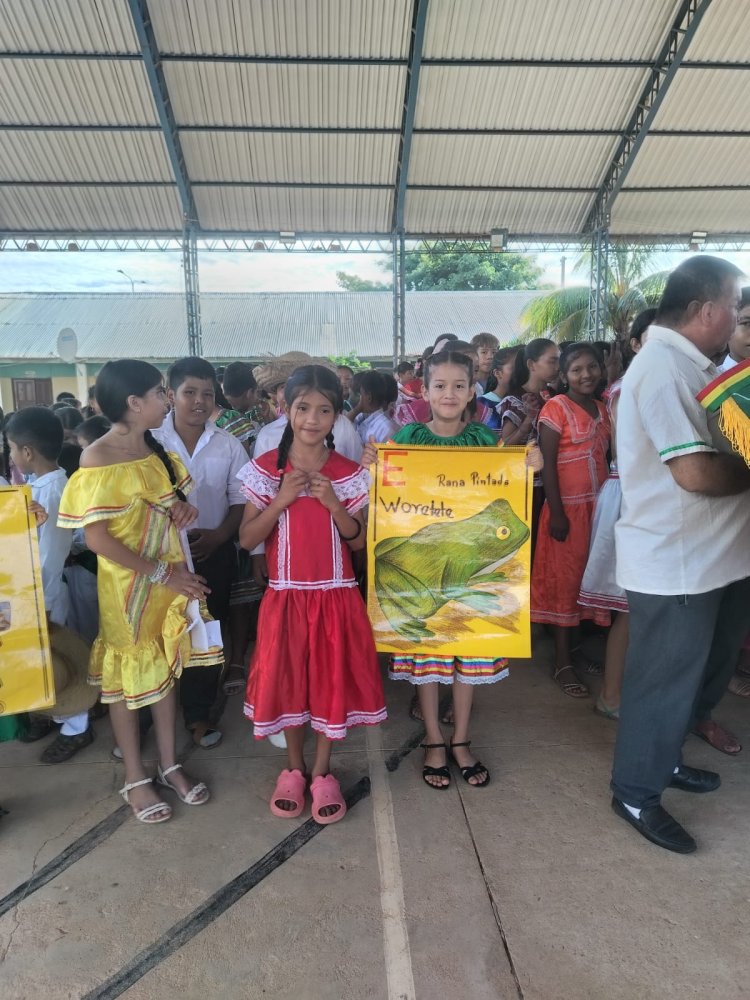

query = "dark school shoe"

[
  {"left": 669, "top": 765, "right": 721, "bottom": 793},
  {"left": 19, "top": 718, "right": 57, "bottom": 743},
  {"left": 611, "top": 797, "right": 697, "bottom": 854},
  {"left": 40, "top": 727, "right": 95, "bottom": 764}
]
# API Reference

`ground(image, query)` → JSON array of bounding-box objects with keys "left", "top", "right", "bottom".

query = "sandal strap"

[
  {"left": 553, "top": 665, "right": 577, "bottom": 679},
  {"left": 450, "top": 741, "right": 471, "bottom": 749},
  {"left": 423, "top": 764, "right": 450, "bottom": 777},
  {"left": 119, "top": 777, "right": 154, "bottom": 799},
  {"left": 160, "top": 763, "right": 183, "bottom": 780},
  {"left": 135, "top": 801, "right": 171, "bottom": 822},
  {"left": 420, "top": 742, "right": 446, "bottom": 750}
]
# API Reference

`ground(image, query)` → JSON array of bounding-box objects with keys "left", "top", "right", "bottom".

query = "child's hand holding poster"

[
  {"left": 367, "top": 445, "right": 532, "bottom": 657},
  {"left": 0, "top": 487, "right": 55, "bottom": 714}
]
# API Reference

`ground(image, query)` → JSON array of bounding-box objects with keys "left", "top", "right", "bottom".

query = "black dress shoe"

[
  {"left": 611, "top": 797, "right": 697, "bottom": 854},
  {"left": 669, "top": 765, "right": 720, "bottom": 794}
]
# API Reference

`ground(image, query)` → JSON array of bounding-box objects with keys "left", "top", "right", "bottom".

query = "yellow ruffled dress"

[{"left": 58, "top": 453, "right": 219, "bottom": 709}]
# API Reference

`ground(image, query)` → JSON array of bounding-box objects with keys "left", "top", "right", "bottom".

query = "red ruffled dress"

[{"left": 239, "top": 448, "right": 387, "bottom": 740}]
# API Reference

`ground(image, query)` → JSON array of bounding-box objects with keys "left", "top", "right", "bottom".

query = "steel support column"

[
  {"left": 398, "top": 234, "right": 407, "bottom": 360},
  {"left": 587, "top": 226, "right": 610, "bottom": 340},
  {"left": 392, "top": 237, "right": 400, "bottom": 367},
  {"left": 183, "top": 227, "right": 202, "bottom": 356}
]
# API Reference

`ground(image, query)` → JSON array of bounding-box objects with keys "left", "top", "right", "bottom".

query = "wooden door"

[{"left": 12, "top": 378, "right": 54, "bottom": 409}]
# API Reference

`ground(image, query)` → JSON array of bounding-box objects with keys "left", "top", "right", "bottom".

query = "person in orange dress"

[{"left": 531, "top": 344, "right": 611, "bottom": 699}]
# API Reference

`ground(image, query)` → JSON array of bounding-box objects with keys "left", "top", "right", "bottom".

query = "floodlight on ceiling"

[
  {"left": 25, "top": 241, "right": 39, "bottom": 251},
  {"left": 690, "top": 230, "right": 707, "bottom": 252},
  {"left": 279, "top": 231, "right": 296, "bottom": 244},
  {"left": 490, "top": 228, "right": 508, "bottom": 252},
  {"left": 67, "top": 242, "right": 79, "bottom": 252},
  {"left": 252, "top": 241, "right": 267, "bottom": 251},
  {"left": 329, "top": 241, "right": 343, "bottom": 252}
]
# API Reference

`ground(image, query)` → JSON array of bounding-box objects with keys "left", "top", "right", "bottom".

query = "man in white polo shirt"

[{"left": 611, "top": 256, "right": 750, "bottom": 854}]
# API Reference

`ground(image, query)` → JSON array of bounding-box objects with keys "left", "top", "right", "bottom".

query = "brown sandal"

[{"left": 553, "top": 665, "right": 589, "bottom": 699}]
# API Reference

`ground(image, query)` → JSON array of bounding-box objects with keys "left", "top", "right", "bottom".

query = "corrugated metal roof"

[
  {"left": 165, "top": 62, "right": 406, "bottom": 128},
  {"left": 679, "top": 0, "right": 749, "bottom": 61},
  {"left": 410, "top": 134, "right": 615, "bottom": 188},
  {"left": 0, "top": 59, "right": 158, "bottom": 125},
  {"left": 422, "top": 0, "right": 683, "bottom": 60},
  {"left": 415, "top": 66, "right": 649, "bottom": 131},
  {"left": 0, "top": 0, "right": 139, "bottom": 53},
  {"left": 0, "top": 185, "right": 182, "bottom": 231},
  {"left": 610, "top": 190, "right": 750, "bottom": 236},
  {"left": 0, "top": 130, "right": 174, "bottom": 183},
  {"left": 181, "top": 131, "right": 398, "bottom": 184},
  {"left": 625, "top": 135, "right": 750, "bottom": 188},
  {"left": 150, "top": 0, "right": 410, "bottom": 58},
  {"left": 406, "top": 189, "right": 590, "bottom": 235},
  {"left": 648, "top": 69, "right": 750, "bottom": 132},
  {"left": 0, "top": 290, "right": 541, "bottom": 360},
  {"left": 194, "top": 186, "right": 392, "bottom": 232}
]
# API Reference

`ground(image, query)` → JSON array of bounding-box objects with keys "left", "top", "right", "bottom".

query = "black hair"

[
  {"left": 167, "top": 356, "right": 217, "bottom": 391},
  {"left": 471, "top": 331, "right": 500, "bottom": 350},
  {"left": 50, "top": 400, "right": 74, "bottom": 412},
  {"left": 485, "top": 346, "right": 520, "bottom": 393},
  {"left": 396, "top": 361, "right": 414, "bottom": 375},
  {"left": 559, "top": 342, "right": 605, "bottom": 376},
  {"left": 630, "top": 307, "right": 657, "bottom": 346},
  {"left": 56, "top": 391, "right": 76, "bottom": 403},
  {"left": 277, "top": 365, "right": 343, "bottom": 472},
  {"left": 741, "top": 286, "right": 750, "bottom": 310},
  {"left": 214, "top": 381, "right": 231, "bottom": 409},
  {"left": 593, "top": 340, "right": 611, "bottom": 359},
  {"left": 350, "top": 372, "right": 364, "bottom": 396},
  {"left": 53, "top": 405, "right": 84, "bottom": 432},
  {"left": 432, "top": 333, "right": 458, "bottom": 350},
  {"left": 223, "top": 361, "right": 257, "bottom": 397},
  {"left": 657, "top": 255, "right": 744, "bottom": 325},
  {"left": 5, "top": 406, "right": 64, "bottom": 462},
  {"left": 423, "top": 350, "right": 474, "bottom": 388},
  {"left": 508, "top": 338, "right": 557, "bottom": 397},
  {"left": 95, "top": 359, "right": 186, "bottom": 501},
  {"left": 380, "top": 372, "right": 399, "bottom": 407},
  {"left": 58, "top": 441, "right": 82, "bottom": 478},
  {"left": 87, "top": 385, "right": 97, "bottom": 400},
  {"left": 359, "top": 370, "right": 393, "bottom": 410},
  {"left": 77, "top": 414, "right": 111, "bottom": 446}
]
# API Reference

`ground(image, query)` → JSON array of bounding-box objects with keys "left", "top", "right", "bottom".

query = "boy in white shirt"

[{"left": 5, "top": 408, "right": 94, "bottom": 762}]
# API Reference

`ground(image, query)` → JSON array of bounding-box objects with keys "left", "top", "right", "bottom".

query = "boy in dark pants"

[{"left": 154, "top": 357, "right": 247, "bottom": 747}]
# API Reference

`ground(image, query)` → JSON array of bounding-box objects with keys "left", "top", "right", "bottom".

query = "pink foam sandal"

[
  {"left": 310, "top": 774, "right": 347, "bottom": 825},
  {"left": 269, "top": 768, "right": 307, "bottom": 818}
]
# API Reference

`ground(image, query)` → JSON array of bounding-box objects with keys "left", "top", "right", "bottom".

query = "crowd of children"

[{"left": 2, "top": 301, "right": 747, "bottom": 827}]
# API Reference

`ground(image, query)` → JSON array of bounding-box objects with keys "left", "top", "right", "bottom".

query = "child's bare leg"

[
  {"left": 151, "top": 688, "right": 205, "bottom": 799},
  {"left": 451, "top": 677, "right": 489, "bottom": 785},
  {"left": 600, "top": 612, "right": 629, "bottom": 708},
  {"left": 110, "top": 700, "right": 169, "bottom": 819},
  {"left": 270, "top": 726, "right": 306, "bottom": 813},
  {"left": 418, "top": 682, "right": 448, "bottom": 788},
  {"left": 552, "top": 625, "right": 588, "bottom": 696}
]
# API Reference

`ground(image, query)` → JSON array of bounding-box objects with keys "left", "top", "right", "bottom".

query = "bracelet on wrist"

[
  {"left": 338, "top": 519, "right": 363, "bottom": 542},
  {"left": 148, "top": 559, "right": 171, "bottom": 585}
]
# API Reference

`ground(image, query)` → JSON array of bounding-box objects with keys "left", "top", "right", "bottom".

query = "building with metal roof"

[
  {"left": 0, "top": 288, "right": 539, "bottom": 409},
  {"left": 0, "top": 0, "right": 747, "bottom": 353}
]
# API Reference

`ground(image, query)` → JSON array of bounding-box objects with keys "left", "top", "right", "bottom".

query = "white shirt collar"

[{"left": 648, "top": 324, "right": 715, "bottom": 372}]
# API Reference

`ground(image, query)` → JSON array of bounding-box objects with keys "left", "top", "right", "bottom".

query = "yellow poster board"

[
  {"left": 367, "top": 445, "right": 532, "bottom": 658},
  {"left": 0, "top": 487, "right": 55, "bottom": 714}
]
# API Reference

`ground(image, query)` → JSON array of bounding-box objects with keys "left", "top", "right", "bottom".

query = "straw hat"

[
  {"left": 37, "top": 625, "right": 99, "bottom": 719},
  {"left": 252, "top": 352, "right": 337, "bottom": 391}
]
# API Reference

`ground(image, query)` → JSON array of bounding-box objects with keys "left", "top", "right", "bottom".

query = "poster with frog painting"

[
  {"left": 367, "top": 446, "right": 532, "bottom": 657},
  {"left": 0, "top": 487, "right": 55, "bottom": 714}
]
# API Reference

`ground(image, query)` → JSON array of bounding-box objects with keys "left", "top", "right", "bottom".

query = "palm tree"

[{"left": 521, "top": 247, "right": 668, "bottom": 342}]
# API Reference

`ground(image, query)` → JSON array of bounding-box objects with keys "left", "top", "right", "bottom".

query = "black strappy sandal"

[
  {"left": 420, "top": 742, "right": 451, "bottom": 790},
  {"left": 449, "top": 741, "right": 490, "bottom": 787}
]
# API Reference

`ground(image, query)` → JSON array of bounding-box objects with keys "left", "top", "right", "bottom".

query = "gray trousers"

[{"left": 611, "top": 576, "right": 750, "bottom": 809}]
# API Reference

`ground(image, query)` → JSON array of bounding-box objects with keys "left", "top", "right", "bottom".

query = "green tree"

[
  {"left": 403, "top": 247, "right": 542, "bottom": 291},
  {"left": 335, "top": 271, "right": 391, "bottom": 291},
  {"left": 521, "top": 247, "right": 668, "bottom": 342}
]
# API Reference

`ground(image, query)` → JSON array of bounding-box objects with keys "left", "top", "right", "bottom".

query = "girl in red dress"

[
  {"left": 238, "top": 365, "right": 386, "bottom": 825},
  {"left": 531, "top": 344, "right": 611, "bottom": 699}
]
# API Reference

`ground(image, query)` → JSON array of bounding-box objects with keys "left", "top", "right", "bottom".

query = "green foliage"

[
  {"left": 521, "top": 248, "right": 669, "bottom": 341},
  {"left": 403, "top": 248, "right": 542, "bottom": 291},
  {"left": 335, "top": 271, "right": 392, "bottom": 291},
  {"left": 327, "top": 351, "right": 372, "bottom": 372}
]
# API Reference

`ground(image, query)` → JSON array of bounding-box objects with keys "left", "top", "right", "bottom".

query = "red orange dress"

[
  {"left": 239, "top": 448, "right": 386, "bottom": 739},
  {"left": 531, "top": 396, "right": 610, "bottom": 627}
]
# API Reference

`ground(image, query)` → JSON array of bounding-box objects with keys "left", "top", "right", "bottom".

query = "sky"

[{"left": 1, "top": 246, "right": 750, "bottom": 295}]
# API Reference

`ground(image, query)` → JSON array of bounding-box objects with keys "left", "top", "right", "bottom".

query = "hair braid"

[
  {"left": 277, "top": 422, "right": 294, "bottom": 473},
  {"left": 325, "top": 429, "right": 335, "bottom": 451},
  {"left": 144, "top": 429, "right": 187, "bottom": 502}
]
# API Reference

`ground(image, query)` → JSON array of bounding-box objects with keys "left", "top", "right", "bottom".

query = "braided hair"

[
  {"left": 96, "top": 359, "right": 186, "bottom": 502},
  {"left": 276, "top": 365, "right": 343, "bottom": 473}
]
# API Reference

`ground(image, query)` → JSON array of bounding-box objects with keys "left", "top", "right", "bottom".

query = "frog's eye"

[{"left": 496, "top": 525, "right": 511, "bottom": 540}]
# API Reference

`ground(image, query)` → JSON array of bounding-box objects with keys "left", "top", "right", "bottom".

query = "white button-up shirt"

[
  {"left": 615, "top": 324, "right": 750, "bottom": 595},
  {"left": 31, "top": 468, "right": 71, "bottom": 625},
  {"left": 154, "top": 413, "right": 247, "bottom": 530}
]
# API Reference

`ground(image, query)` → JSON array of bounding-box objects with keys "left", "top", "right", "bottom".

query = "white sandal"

[
  {"left": 156, "top": 763, "right": 210, "bottom": 805},
  {"left": 119, "top": 777, "right": 172, "bottom": 824}
]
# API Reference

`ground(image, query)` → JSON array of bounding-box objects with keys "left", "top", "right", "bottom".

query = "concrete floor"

[{"left": 2, "top": 632, "right": 750, "bottom": 1000}]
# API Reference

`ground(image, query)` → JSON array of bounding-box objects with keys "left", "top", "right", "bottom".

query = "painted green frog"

[{"left": 374, "top": 498, "right": 529, "bottom": 640}]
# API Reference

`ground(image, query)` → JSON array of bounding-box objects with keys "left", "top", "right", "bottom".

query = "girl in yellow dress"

[{"left": 59, "top": 360, "right": 214, "bottom": 824}]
